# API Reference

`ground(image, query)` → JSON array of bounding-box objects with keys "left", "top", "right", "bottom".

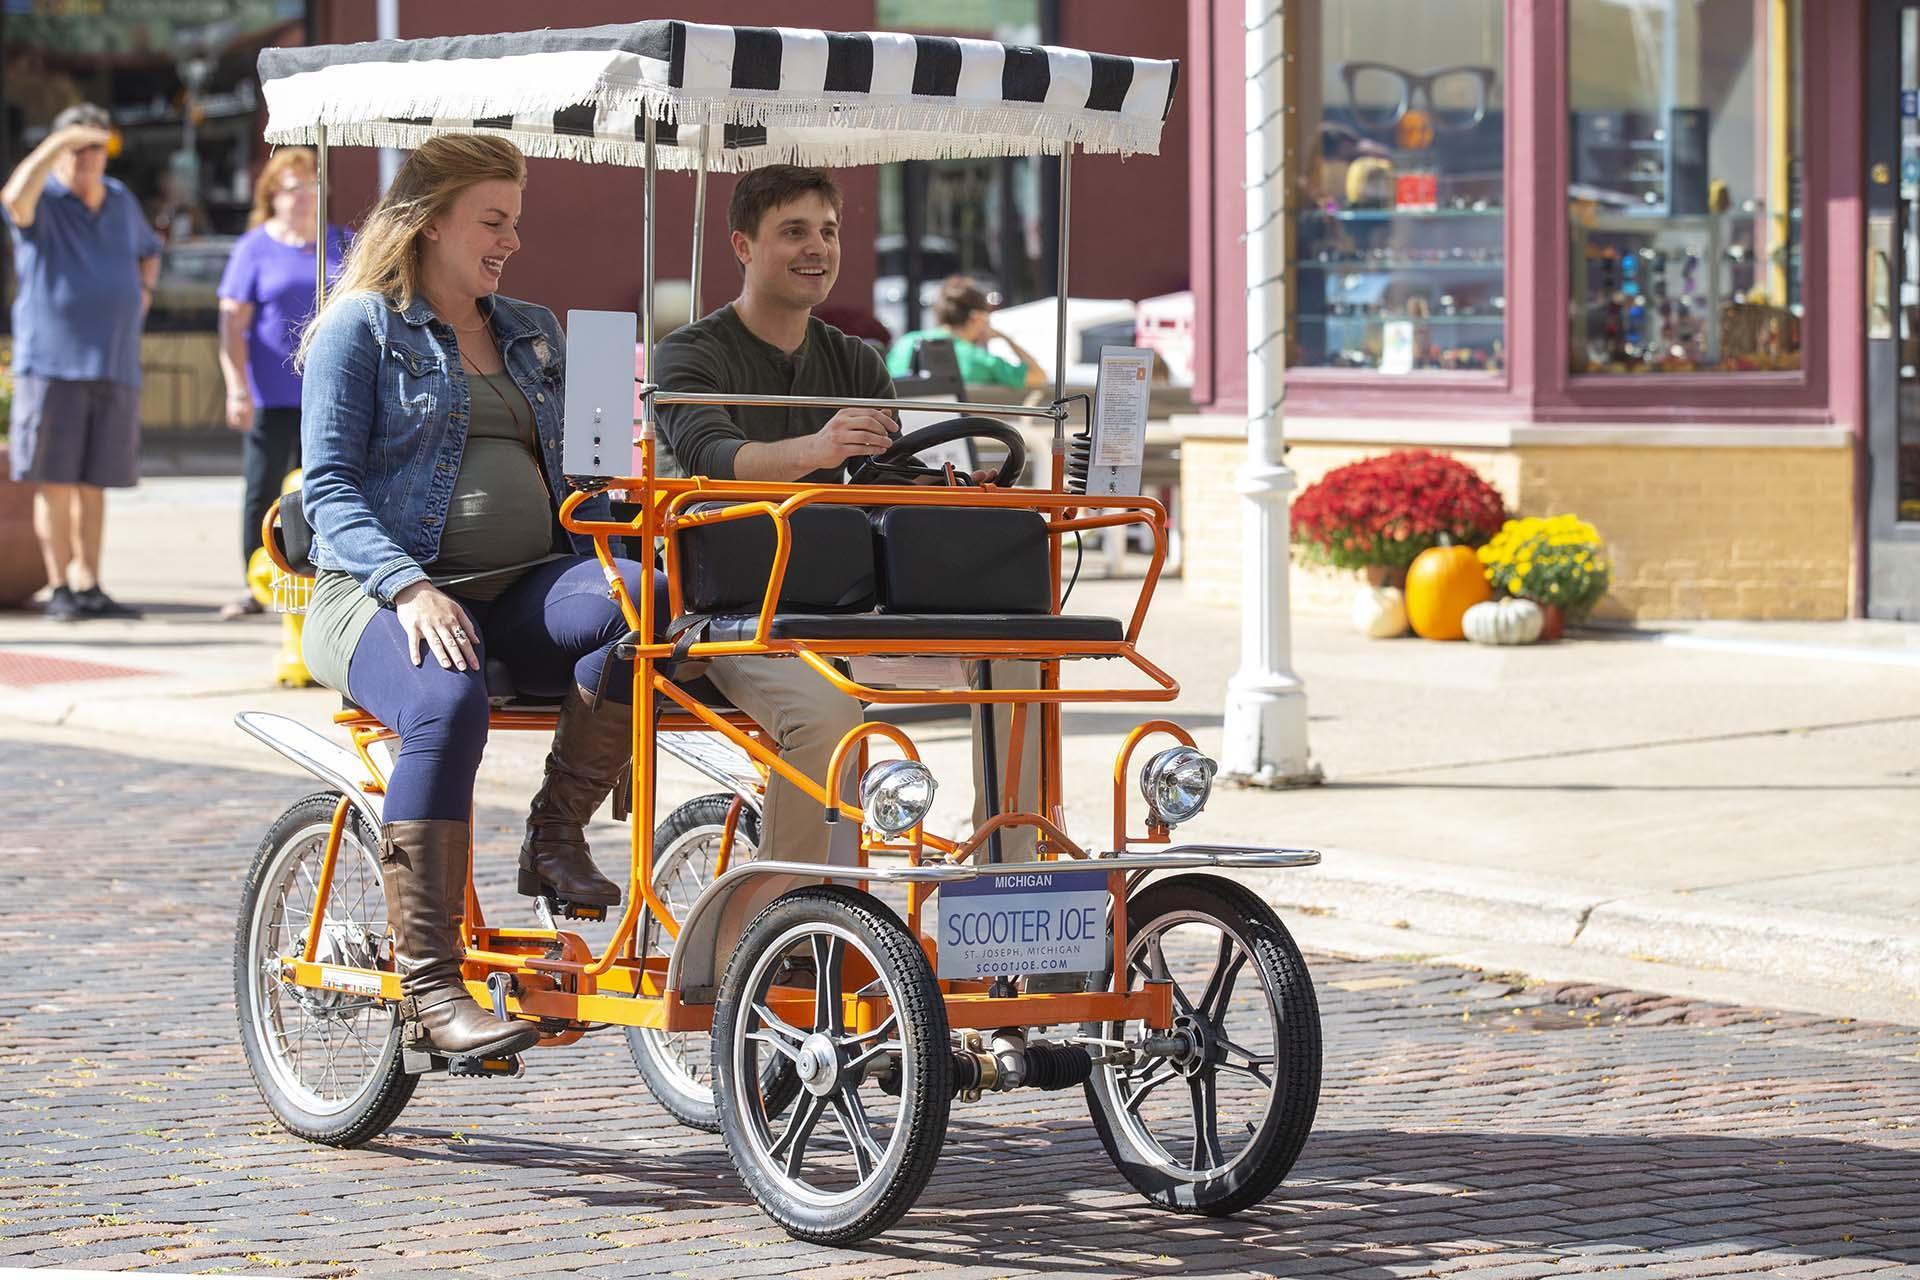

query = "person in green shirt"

[{"left": 885, "top": 275, "right": 1049, "bottom": 392}]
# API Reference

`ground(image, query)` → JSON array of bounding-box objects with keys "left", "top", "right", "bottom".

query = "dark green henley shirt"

[{"left": 653, "top": 303, "right": 895, "bottom": 483}]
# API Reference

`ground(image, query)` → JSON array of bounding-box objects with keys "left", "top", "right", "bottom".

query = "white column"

[{"left": 1221, "top": 0, "right": 1320, "bottom": 788}]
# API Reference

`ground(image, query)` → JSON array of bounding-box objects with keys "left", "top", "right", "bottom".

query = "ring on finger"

[{"left": 451, "top": 627, "right": 469, "bottom": 641}]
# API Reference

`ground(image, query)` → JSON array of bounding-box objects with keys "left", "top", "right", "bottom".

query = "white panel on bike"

[
  {"left": 1084, "top": 346, "right": 1155, "bottom": 498},
  {"left": 563, "top": 309, "right": 637, "bottom": 480}
]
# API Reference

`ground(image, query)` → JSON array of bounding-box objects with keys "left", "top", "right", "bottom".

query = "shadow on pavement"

[{"left": 362, "top": 1119, "right": 1919, "bottom": 1274}]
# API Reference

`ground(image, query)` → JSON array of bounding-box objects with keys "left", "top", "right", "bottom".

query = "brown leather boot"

[
  {"left": 517, "top": 685, "right": 626, "bottom": 906},
  {"left": 380, "top": 820, "right": 541, "bottom": 1058}
]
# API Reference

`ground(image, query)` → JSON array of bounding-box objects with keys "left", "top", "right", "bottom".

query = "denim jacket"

[{"left": 300, "top": 290, "right": 611, "bottom": 604}]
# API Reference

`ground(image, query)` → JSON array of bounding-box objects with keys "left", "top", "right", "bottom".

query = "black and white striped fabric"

[{"left": 258, "top": 21, "right": 1178, "bottom": 169}]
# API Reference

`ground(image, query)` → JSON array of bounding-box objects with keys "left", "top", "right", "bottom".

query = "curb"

[{"left": 1243, "top": 847, "right": 1920, "bottom": 1001}]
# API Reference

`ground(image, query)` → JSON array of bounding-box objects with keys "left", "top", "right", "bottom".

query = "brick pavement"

[{"left": 1, "top": 738, "right": 1917, "bottom": 1278}]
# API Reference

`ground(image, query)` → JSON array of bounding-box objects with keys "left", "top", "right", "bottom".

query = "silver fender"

[
  {"left": 665, "top": 858, "right": 976, "bottom": 1004},
  {"left": 234, "top": 711, "right": 385, "bottom": 835}
]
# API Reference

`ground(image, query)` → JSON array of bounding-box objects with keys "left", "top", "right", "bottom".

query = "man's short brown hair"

[{"left": 728, "top": 164, "right": 843, "bottom": 243}]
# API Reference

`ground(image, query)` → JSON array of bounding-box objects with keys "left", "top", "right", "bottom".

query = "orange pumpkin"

[{"left": 1404, "top": 544, "right": 1491, "bottom": 640}]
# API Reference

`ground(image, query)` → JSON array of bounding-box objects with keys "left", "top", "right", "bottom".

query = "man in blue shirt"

[{"left": 2, "top": 103, "right": 162, "bottom": 621}]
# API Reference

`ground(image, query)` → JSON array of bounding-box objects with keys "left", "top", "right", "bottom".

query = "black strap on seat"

[{"left": 665, "top": 614, "right": 711, "bottom": 683}]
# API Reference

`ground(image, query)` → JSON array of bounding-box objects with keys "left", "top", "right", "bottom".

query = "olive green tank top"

[{"left": 301, "top": 370, "right": 558, "bottom": 694}]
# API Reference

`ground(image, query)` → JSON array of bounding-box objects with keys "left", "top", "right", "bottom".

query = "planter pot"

[
  {"left": 0, "top": 446, "right": 49, "bottom": 609},
  {"left": 1363, "top": 564, "right": 1408, "bottom": 590},
  {"left": 1536, "top": 602, "right": 1566, "bottom": 642}
]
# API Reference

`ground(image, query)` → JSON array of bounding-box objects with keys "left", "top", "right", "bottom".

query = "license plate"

[{"left": 936, "top": 867, "right": 1111, "bottom": 981}]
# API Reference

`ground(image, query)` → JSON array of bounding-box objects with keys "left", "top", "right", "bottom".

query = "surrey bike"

[{"left": 235, "top": 19, "right": 1323, "bottom": 1244}]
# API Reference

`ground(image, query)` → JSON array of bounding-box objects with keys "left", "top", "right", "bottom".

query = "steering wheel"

[{"left": 845, "top": 415, "right": 1028, "bottom": 488}]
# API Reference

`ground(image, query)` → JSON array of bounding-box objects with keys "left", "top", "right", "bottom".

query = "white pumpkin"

[
  {"left": 1462, "top": 597, "right": 1544, "bottom": 645},
  {"left": 1351, "top": 584, "right": 1409, "bottom": 638}
]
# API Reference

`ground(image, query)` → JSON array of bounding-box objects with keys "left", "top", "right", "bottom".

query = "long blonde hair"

[
  {"left": 248, "top": 147, "right": 315, "bottom": 229},
  {"left": 294, "top": 133, "right": 527, "bottom": 368}
]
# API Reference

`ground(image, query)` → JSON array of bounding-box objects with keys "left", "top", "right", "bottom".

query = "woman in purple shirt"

[{"left": 216, "top": 147, "right": 346, "bottom": 618}]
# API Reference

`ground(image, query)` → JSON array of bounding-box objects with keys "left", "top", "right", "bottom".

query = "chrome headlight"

[
  {"left": 1140, "top": 746, "right": 1217, "bottom": 826},
  {"left": 859, "top": 760, "right": 938, "bottom": 836}
]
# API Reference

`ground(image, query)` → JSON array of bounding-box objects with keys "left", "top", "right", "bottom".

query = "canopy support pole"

[
  {"left": 641, "top": 115, "right": 657, "bottom": 439},
  {"left": 314, "top": 124, "right": 328, "bottom": 314},
  {"left": 1221, "top": 0, "right": 1319, "bottom": 788},
  {"left": 1051, "top": 149, "right": 1072, "bottom": 443},
  {"left": 690, "top": 125, "right": 711, "bottom": 322}
]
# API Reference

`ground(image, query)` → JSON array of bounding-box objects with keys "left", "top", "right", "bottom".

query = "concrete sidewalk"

[{"left": 3, "top": 475, "right": 1916, "bottom": 1024}]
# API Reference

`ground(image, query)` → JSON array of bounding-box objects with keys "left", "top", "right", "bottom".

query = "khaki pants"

[
  {"left": 706, "top": 654, "right": 863, "bottom": 949},
  {"left": 703, "top": 655, "right": 1043, "bottom": 947},
  {"left": 969, "top": 659, "right": 1043, "bottom": 862}
]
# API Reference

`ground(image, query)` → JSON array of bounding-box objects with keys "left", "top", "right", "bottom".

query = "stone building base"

[{"left": 1177, "top": 417, "right": 1856, "bottom": 621}]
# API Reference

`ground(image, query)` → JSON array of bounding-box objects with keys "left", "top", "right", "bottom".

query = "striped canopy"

[{"left": 258, "top": 21, "right": 1179, "bottom": 170}]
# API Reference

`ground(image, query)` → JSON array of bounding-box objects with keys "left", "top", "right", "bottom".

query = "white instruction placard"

[
  {"left": 1086, "top": 346, "right": 1155, "bottom": 497},
  {"left": 936, "top": 868, "right": 1111, "bottom": 980}
]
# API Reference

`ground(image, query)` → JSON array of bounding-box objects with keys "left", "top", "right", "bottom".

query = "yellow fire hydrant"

[{"left": 245, "top": 468, "right": 313, "bottom": 688}]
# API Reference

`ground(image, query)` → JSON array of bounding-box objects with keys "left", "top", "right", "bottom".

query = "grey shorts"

[{"left": 7, "top": 374, "right": 141, "bottom": 488}]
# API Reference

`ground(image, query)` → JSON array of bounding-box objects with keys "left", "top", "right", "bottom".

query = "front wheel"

[
  {"left": 629, "top": 794, "right": 799, "bottom": 1131},
  {"left": 714, "top": 886, "right": 952, "bottom": 1244},
  {"left": 234, "top": 792, "right": 416, "bottom": 1146},
  {"left": 1084, "top": 873, "right": 1321, "bottom": 1215}
]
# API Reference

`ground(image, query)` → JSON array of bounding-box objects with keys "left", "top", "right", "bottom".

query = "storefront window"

[
  {"left": 1568, "top": 0, "right": 1803, "bottom": 375},
  {"left": 876, "top": 1, "right": 1044, "bottom": 339},
  {"left": 1293, "top": 0, "right": 1506, "bottom": 373},
  {"left": 2, "top": 1, "right": 306, "bottom": 334}
]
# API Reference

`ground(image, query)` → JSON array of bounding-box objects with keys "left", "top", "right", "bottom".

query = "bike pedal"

[
  {"left": 546, "top": 893, "right": 607, "bottom": 922},
  {"left": 519, "top": 871, "right": 609, "bottom": 922},
  {"left": 446, "top": 1053, "right": 525, "bottom": 1079}
]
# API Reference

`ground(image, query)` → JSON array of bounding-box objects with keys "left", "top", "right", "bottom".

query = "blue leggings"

[{"left": 346, "top": 555, "right": 658, "bottom": 823}]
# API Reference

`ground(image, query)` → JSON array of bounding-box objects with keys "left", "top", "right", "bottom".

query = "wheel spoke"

[
  {"left": 1188, "top": 1072, "right": 1225, "bottom": 1170},
  {"left": 811, "top": 934, "right": 846, "bottom": 1034},
  {"left": 1121, "top": 1060, "right": 1177, "bottom": 1115},
  {"left": 1216, "top": 1054, "right": 1273, "bottom": 1089},
  {"left": 1216, "top": 1033, "right": 1273, "bottom": 1069},
  {"left": 768, "top": 1091, "right": 828, "bottom": 1178},
  {"left": 749, "top": 1003, "right": 808, "bottom": 1058},
  {"left": 747, "top": 1028, "right": 804, "bottom": 1065},
  {"left": 847, "top": 1037, "right": 903, "bottom": 1074},
  {"left": 1197, "top": 934, "right": 1247, "bottom": 1025},
  {"left": 1129, "top": 932, "right": 1197, "bottom": 1013},
  {"left": 847, "top": 1012, "right": 898, "bottom": 1045},
  {"left": 830, "top": 1088, "right": 885, "bottom": 1179}
]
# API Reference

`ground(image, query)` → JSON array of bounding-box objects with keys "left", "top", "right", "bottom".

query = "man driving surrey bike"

[{"left": 654, "top": 165, "right": 1043, "bottom": 948}]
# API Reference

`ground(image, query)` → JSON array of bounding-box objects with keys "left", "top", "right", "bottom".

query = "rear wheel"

[
  {"left": 629, "top": 794, "right": 797, "bottom": 1131},
  {"left": 714, "top": 886, "right": 951, "bottom": 1244},
  {"left": 234, "top": 792, "right": 415, "bottom": 1146},
  {"left": 1084, "top": 874, "right": 1320, "bottom": 1214}
]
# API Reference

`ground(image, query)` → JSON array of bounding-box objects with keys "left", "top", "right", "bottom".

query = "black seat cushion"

[
  {"left": 675, "top": 502, "right": 875, "bottom": 615},
  {"left": 337, "top": 661, "right": 732, "bottom": 714},
  {"left": 871, "top": 506, "right": 1050, "bottom": 614},
  {"left": 274, "top": 491, "right": 318, "bottom": 577},
  {"left": 702, "top": 612, "right": 1124, "bottom": 644}
]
